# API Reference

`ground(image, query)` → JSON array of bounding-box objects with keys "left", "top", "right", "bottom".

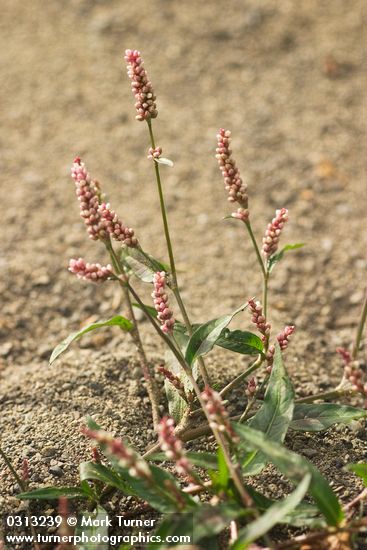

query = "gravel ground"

[{"left": 0, "top": 0, "right": 366, "bottom": 548}]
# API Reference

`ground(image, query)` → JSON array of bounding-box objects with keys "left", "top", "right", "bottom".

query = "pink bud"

[{"left": 124, "top": 50, "right": 158, "bottom": 121}]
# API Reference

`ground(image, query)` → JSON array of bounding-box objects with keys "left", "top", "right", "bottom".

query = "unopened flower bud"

[
  {"left": 262, "top": 208, "right": 288, "bottom": 259},
  {"left": 124, "top": 50, "right": 158, "bottom": 121},
  {"left": 152, "top": 272, "right": 175, "bottom": 333},
  {"left": 99, "top": 203, "right": 138, "bottom": 247},
  {"left": 216, "top": 129, "right": 248, "bottom": 209},
  {"left": 71, "top": 157, "right": 107, "bottom": 240},
  {"left": 69, "top": 258, "right": 113, "bottom": 283},
  {"left": 158, "top": 417, "right": 197, "bottom": 483},
  {"left": 147, "top": 146, "right": 162, "bottom": 160},
  {"left": 202, "top": 386, "right": 238, "bottom": 442}
]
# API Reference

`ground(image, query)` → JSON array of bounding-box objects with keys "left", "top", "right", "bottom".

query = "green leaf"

[
  {"left": 216, "top": 329, "right": 264, "bottom": 356},
  {"left": 49, "top": 316, "right": 133, "bottom": 364},
  {"left": 235, "top": 424, "right": 344, "bottom": 526},
  {"left": 125, "top": 248, "right": 169, "bottom": 283},
  {"left": 231, "top": 474, "right": 311, "bottom": 549},
  {"left": 149, "top": 451, "right": 218, "bottom": 470},
  {"left": 80, "top": 462, "right": 132, "bottom": 494},
  {"left": 75, "top": 506, "right": 109, "bottom": 550},
  {"left": 193, "top": 503, "right": 250, "bottom": 541},
  {"left": 346, "top": 463, "right": 367, "bottom": 486},
  {"left": 185, "top": 303, "right": 248, "bottom": 366},
  {"left": 156, "top": 157, "right": 174, "bottom": 167},
  {"left": 246, "top": 485, "right": 324, "bottom": 528},
  {"left": 291, "top": 403, "right": 367, "bottom": 432},
  {"left": 241, "top": 344, "right": 295, "bottom": 475},
  {"left": 268, "top": 243, "right": 305, "bottom": 273},
  {"left": 18, "top": 486, "right": 90, "bottom": 500}
]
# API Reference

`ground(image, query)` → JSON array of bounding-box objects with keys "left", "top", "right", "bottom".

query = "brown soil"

[{"left": 0, "top": 0, "right": 366, "bottom": 548}]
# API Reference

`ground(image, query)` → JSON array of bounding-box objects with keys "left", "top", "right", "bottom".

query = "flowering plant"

[{"left": 6, "top": 50, "right": 367, "bottom": 549}]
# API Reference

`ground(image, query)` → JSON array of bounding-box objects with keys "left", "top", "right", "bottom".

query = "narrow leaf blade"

[
  {"left": 231, "top": 474, "right": 311, "bottom": 549},
  {"left": 49, "top": 316, "right": 133, "bottom": 364},
  {"left": 235, "top": 424, "right": 344, "bottom": 526},
  {"left": 291, "top": 403, "right": 367, "bottom": 432},
  {"left": 185, "top": 303, "right": 247, "bottom": 366},
  {"left": 242, "top": 344, "right": 295, "bottom": 475}
]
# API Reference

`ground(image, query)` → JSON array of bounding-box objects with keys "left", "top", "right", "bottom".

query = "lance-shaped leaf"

[
  {"left": 268, "top": 243, "right": 305, "bottom": 273},
  {"left": 80, "top": 462, "right": 132, "bottom": 495},
  {"left": 49, "top": 316, "right": 133, "bottom": 364},
  {"left": 164, "top": 331, "right": 191, "bottom": 424},
  {"left": 234, "top": 424, "right": 344, "bottom": 526},
  {"left": 215, "top": 329, "right": 264, "bottom": 356},
  {"left": 231, "top": 474, "right": 311, "bottom": 549},
  {"left": 241, "top": 344, "right": 295, "bottom": 475},
  {"left": 18, "top": 486, "right": 91, "bottom": 500},
  {"left": 185, "top": 303, "right": 248, "bottom": 366},
  {"left": 291, "top": 403, "right": 367, "bottom": 432}
]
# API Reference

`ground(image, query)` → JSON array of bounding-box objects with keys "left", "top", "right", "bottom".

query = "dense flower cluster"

[
  {"left": 277, "top": 325, "right": 296, "bottom": 350},
  {"left": 158, "top": 417, "right": 196, "bottom": 482},
  {"left": 152, "top": 272, "right": 175, "bottom": 333},
  {"left": 202, "top": 386, "right": 238, "bottom": 441},
  {"left": 68, "top": 258, "right": 112, "bottom": 283},
  {"left": 246, "top": 377, "right": 258, "bottom": 397},
  {"left": 124, "top": 49, "right": 158, "bottom": 121},
  {"left": 82, "top": 428, "right": 152, "bottom": 480},
  {"left": 157, "top": 365, "right": 185, "bottom": 392},
  {"left": 248, "top": 298, "right": 271, "bottom": 342},
  {"left": 262, "top": 208, "right": 288, "bottom": 259},
  {"left": 231, "top": 207, "right": 250, "bottom": 222},
  {"left": 99, "top": 203, "right": 138, "bottom": 247},
  {"left": 147, "top": 146, "right": 162, "bottom": 160},
  {"left": 337, "top": 348, "right": 367, "bottom": 397},
  {"left": 71, "top": 157, "right": 106, "bottom": 240},
  {"left": 216, "top": 129, "right": 248, "bottom": 209}
]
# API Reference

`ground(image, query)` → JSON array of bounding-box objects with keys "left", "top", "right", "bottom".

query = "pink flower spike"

[
  {"left": 69, "top": 258, "right": 113, "bottom": 283},
  {"left": 277, "top": 325, "right": 295, "bottom": 350},
  {"left": 201, "top": 386, "right": 238, "bottom": 442},
  {"left": 262, "top": 208, "right": 289, "bottom": 259},
  {"left": 336, "top": 347, "right": 352, "bottom": 365},
  {"left": 124, "top": 49, "right": 158, "bottom": 121},
  {"left": 231, "top": 208, "right": 250, "bottom": 222},
  {"left": 157, "top": 417, "right": 196, "bottom": 482},
  {"left": 82, "top": 427, "right": 152, "bottom": 480},
  {"left": 216, "top": 129, "right": 248, "bottom": 208},
  {"left": 152, "top": 272, "right": 175, "bottom": 334},
  {"left": 247, "top": 298, "right": 271, "bottom": 341},
  {"left": 157, "top": 365, "right": 184, "bottom": 392},
  {"left": 71, "top": 157, "right": 106, "bottom": 241},
  {"left": 148, "top": 146, "right": 162, "bottom": 160},
  {"left": 99, "top": 203, "right": 138, "bottom": 247}
]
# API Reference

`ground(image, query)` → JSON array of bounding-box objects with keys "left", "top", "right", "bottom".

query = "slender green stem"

[
  {"left": 106, "top": 240, "right": 161, "bottom": 428},
  {"left": 263, "top": 270, "right": 269, "bottom": 320},
  {"left": 146, "top": 119, "right": 210, "bottom": 384},
  {"left": 245, "top": 221, "right": 266, "bottom": 279},
  {"left": 352, "top": 288, "right": 367, "bottom": 360},
  {"left": 0, "top": 446, "right": 25, "bottom": 491},
  {"left": 220, "top": 355, "right": 264, "bottom": 397}
]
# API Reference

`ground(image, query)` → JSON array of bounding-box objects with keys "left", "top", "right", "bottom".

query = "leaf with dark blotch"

[
  {"left": 268, "top": 243, "right": 305, "bottom": 273},
  {"left": 185, "top": 303, "right": 248, "bottom": 366},
  {"left": 49, "top": 316, "right": 133, "bottom": 364},
  {"left": 216, "top": 329, "right": 264, "bottom": 356},
  {"left": 346, "top": 463, "right": 367, "bottom": 486},
  {"left": 18, "top": 487, "right": 90, "bottom": 500},
  {"left": 235, "top": 424, "right": 344, "bottom": 526},
  {"left": 291, "top": 403, "right": 367, "bottom": 432},
  {"left": 231, "top": 474, "right": 311, "bottom": 549},
  {"left": 241, "top": 344, "right": 295, "bottom": 475}
]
